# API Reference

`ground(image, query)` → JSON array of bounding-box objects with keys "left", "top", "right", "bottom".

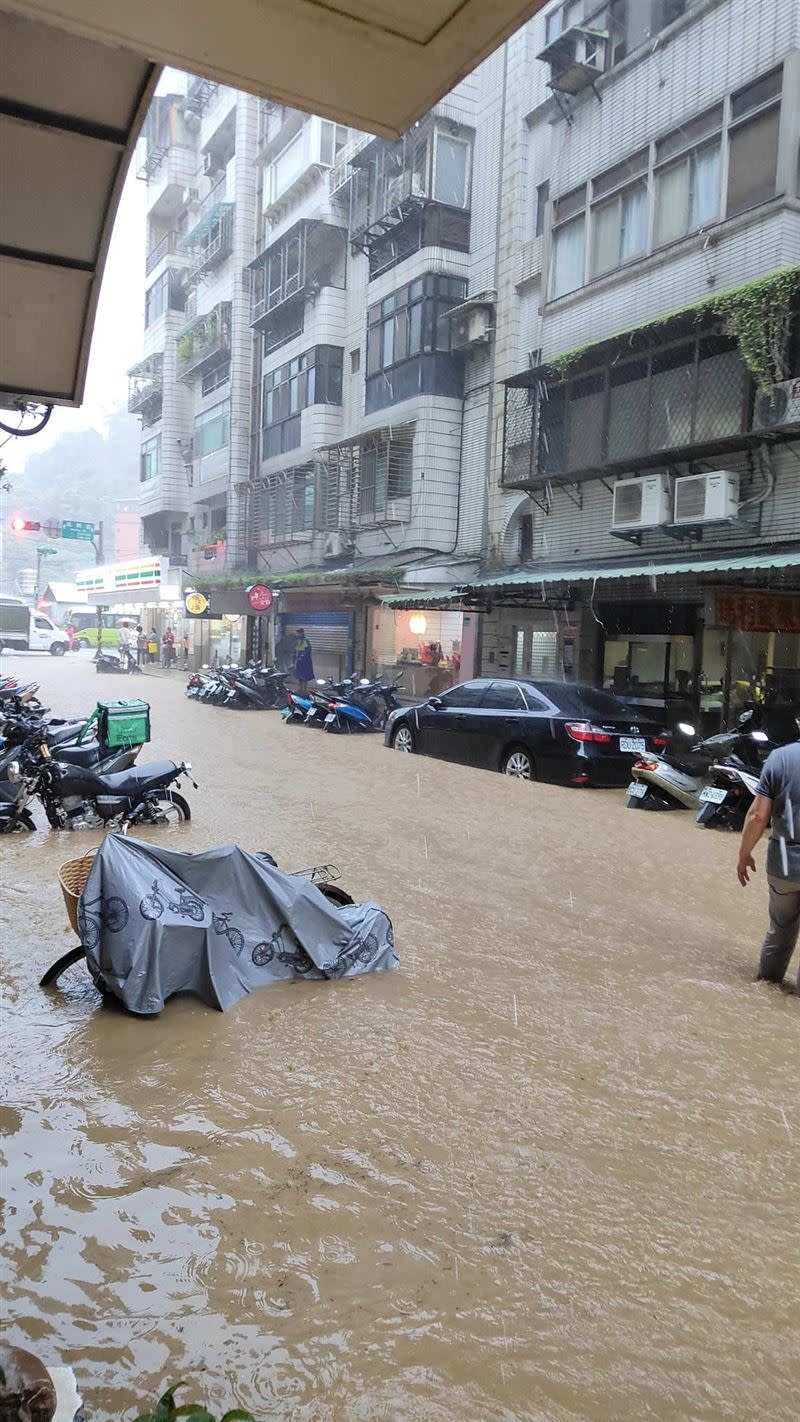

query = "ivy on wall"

[{"left": 544, "top": 265, "right": 800, "bottom": 391}]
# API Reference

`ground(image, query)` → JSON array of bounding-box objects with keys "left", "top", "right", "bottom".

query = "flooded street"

[{"left": 2, "top": 653, "right": 797, "bottom": 1420}]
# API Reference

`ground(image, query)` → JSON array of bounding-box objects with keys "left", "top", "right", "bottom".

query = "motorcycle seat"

[
  {"left": 98, "top": 760, "right": 178, "bottom": 794},
  {"left": 47, "top": 722, "right": 86, "bottom": 747}
]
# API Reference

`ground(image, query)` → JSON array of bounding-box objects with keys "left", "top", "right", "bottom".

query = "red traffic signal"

[{"left": 10, "top": 516, "right": 41, "bottom": 533}]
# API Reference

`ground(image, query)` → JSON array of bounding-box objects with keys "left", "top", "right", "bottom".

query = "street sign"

[
  {"left": 41, "top": 519, "right": 62, "bottom": 538},
  {"left": 61, "top": 520, "right": 95, "bottom": 541},
  {"left": 36, "top": 546, "right": 57, "bottom": 556}
]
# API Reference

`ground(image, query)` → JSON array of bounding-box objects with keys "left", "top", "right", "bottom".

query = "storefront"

[
  {"left": 371, "top": 603, "right": 463, "bottom": 697},
  {"left": 76, "top": 556, "right": 185, "bottom": 654}
]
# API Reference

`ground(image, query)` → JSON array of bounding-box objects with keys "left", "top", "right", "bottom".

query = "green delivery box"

[{"left": 97, "top": 699, "right": 151, "bottom": 748}]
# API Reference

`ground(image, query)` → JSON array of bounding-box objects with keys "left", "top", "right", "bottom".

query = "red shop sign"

[{"left": 246, "top": 583, "right": 273, "bottom": 612}]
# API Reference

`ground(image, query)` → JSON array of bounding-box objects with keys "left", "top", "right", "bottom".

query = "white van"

[{"left": 0, "top": 596, "right": 70, "bottom": 655}]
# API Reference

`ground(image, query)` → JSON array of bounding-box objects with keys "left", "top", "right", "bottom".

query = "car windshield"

[{"left": 537, "top": 683, "right": 643, "bottom": 720}]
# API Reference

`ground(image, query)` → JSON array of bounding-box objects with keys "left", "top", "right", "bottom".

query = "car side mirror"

[{"left": 429, "top": 696, "right": 443, "bottom": 710}]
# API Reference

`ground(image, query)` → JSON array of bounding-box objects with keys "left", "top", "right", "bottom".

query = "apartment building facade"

[{"left": 130, "top": 0, "right": 800, "bottom": 724}]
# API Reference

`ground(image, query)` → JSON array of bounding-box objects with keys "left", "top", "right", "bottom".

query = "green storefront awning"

[
  {"left": 458, "top": 550, "right": 800, "bottom": 592},
  {"left": 380, "top": 551, "right": 800, "bottom": 610}
]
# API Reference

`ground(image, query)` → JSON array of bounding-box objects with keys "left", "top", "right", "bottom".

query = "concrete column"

[{"left": 227, "top": 95, "right": 258, "bottom": 567}]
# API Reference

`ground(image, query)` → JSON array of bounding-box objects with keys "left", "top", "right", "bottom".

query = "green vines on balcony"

[{"left": 545, "top": 265, "right": 800, "bottom": 391}]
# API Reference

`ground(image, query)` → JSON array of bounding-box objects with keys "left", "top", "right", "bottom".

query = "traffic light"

[{"left": 9, "top": 516, "right": 41, "bottom": 533}]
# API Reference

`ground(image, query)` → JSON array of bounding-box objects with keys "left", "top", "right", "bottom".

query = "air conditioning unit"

[
  {"left": 538, "top": 24, "right": 608, "bottom": 96},
  {"left": 673, "top": 470, "right": 740, "bottom": 525},
  {"left": 203, "top": 152, "right": 220, "bottom": 177},
  {"left": 323, "top": 531, "right": 352, "bottom": 559},
  {"left": 451, "top": 307, "right": 493, "bottom": 351},
  {"left": 751, "top": 376, "right": 800, "bottom": 430},
  {"left": 611, "top": 474, "right": 671, "bottom": 531}
]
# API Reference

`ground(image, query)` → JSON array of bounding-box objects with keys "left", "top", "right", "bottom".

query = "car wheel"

[
  {"left": 49, "top": 642, "right": 67, "bottom": 657},
  {"left": 78, "top": 637, "right": 90, "bottom": 650},
  {"left": 502, "top": 746, "right": 534, "bottom": 780},
  {"left": 391, "top": 723, "right": 415, "bottom": 753}
]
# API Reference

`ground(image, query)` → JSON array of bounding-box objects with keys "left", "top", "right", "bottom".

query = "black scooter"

[
  {"left": 95, "top": 649, "right": 141, "bottom": 675},
  {"left": 34, "top": 750, "right": 197, "bottom": 831}
]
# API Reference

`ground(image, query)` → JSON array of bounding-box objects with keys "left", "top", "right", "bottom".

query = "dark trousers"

[{"left": 759, "top": 876, "right": 800, "bottom": 994}]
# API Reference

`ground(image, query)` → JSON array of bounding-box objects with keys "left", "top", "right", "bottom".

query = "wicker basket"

[{"left": 58, "top": 849, "right": 98, "bottom": 937}]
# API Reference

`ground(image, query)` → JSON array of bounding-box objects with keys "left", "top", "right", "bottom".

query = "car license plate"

[
  {"left": 620, "top": 737, "right": 646, "bottom": 754},
  {"left": 627, "top": 781, "right": 647, "bottom": 798},
  {"left": 324, "top": 712, "right": 336, "bottom": 724},
  {"left": 699, "top": 786, "right": 728, "bottom": 804}
]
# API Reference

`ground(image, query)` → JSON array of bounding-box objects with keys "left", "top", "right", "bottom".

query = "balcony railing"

[
  {"left": 127, "top": 353, "right": 164, "bottom": 416},
  {"left": 145, "top": 231, "right": 179, "bottom": 275},
  {"left": 183, "top": 207, "right": 234, "bottom": 288},
  {"left": 175, "top": 302, "right": 232, "bottom": 381}
]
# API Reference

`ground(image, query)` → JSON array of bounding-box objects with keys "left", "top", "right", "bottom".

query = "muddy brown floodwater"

[{"left": 1, "top": 652, "right": 797, "bottom": 1420}]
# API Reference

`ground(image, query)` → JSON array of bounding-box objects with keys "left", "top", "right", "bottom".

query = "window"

[
  {"left": 34, "top": 616, "right": 52, "bottom": 630},
  {"left": 261, "top": 346, "right": 343, "bottom": 460},
  {"left": 263, "top": 468, "right": 315, "bottom": 540},
  {"left": 433, "top": 133, "right": 471, "bottom": 208},
  {"left": 486, "top": 681, "right": 527, "bottom": 710},
  {"left": 535, "top": 180, "right": 550, "bottom": 237},
  {"left": 365, "top": 274, "right": 467, "bottom": 413},
  {"left": 551, "top": 214, "right": 585, "bottom": 297},
  {"left": 145, "top": 272, "right": 170, "bottom": 326},
  {"left": 350, "top": 348, "right": 361, "bottom": 374},
  {"left": 591, "top": 180, "right": 647, "bottom": 276},
  {"left": 727, "top": 69, "right": 782, "bottom": 217},
  {"left": 140, "top": 433, "right": 161, "bottom": 482},
  {"left": 194, "top": 399, "right": 230, "bottom": 458},
  {"left": 319, "top": 121, "right": 349, "bottom": 167},
  {"left": 202, "top": 356, "right": 230, "bottom": 396},
  {"left": 654, "top": 137, "right": 720, "bottom": 246},
  {"left": 358, "top": 436, "right": 413, "bottom": 520},
  {"left": 440, "top": 682, "right": 487, "bottom": 708},
  {"left": 518, "top": 512, "right": 533, "bottom": 562}
]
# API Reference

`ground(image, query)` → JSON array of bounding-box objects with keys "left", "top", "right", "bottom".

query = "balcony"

[
  {"left": 348, "top": 124, "right": 472, "bottom": 276},
  {"left": 182, "top": 205, "right": 234, "bottom": 288},
  {"left": 146, "top": 230, "right": 180, "bottom": 275},
  {"left": 176, "top": 301, "right": 232, "bottom": 382},
  {"left": 144, "top": 144, "right": 198, "bottom": 221},
  {"left": 249, "top": 219, "right": 346, "bottom": 353},
  {"left": 501, "top": 314, "right": 771, "bottom": 491},
  {"left": 262, "top": 117, "right": 351, "bottom": 219},
  {"left": 127, "top": 353, "right": 163, "bottom": 423}
]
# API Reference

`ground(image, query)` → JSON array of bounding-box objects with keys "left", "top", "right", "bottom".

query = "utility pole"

[
  {"left": 92, "top": 521, "right": 104, "bottom": 649},
  {"left": 35, "top": 545, "right": 57, "bottom": 599}
]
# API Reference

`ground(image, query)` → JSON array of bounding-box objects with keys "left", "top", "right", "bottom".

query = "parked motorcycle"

[
  {"left": 324, "top": 676, "right": 404, "bottom": 734},
  {"left": 695, "top": 760, "right": 761, "bottom": 831},
  {"left": 95, "top": 648, "right": 140, "bottom": 675},
  {"left": 33, "top": 747, "right": 197, "bottom": 830},
  {"left": 0, "top": 737, "right": 35, "bottom": 833},
  {"left": 627, "top": 711, "right": 770, "bottom": 815}
]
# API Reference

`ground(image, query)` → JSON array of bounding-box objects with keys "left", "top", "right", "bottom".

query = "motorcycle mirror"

[
  {"left": 737, "top": 709, "right": 754, "bottom": 726},
  {"left": 677, "top": 722, "right": 696, "bottom": 736},
  {"left": 751, "top": 730, "right": 769, "bottom": 742}
]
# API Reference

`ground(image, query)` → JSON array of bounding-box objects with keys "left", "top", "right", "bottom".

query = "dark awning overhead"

[{"left": 0, "top": 11, "right": 157, "bottom": 406}]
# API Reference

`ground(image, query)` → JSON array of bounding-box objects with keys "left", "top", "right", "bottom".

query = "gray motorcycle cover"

[{"left": 78, "top": 834, "right": 397, "bottom": 1014}]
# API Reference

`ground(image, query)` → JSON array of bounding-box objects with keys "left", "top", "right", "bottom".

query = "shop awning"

[
  {"left": 381, "top": 589, "right": 466, "bottom": 609},
  {"left": 459, "top": 549, "right": 800, "bottom": 593}
]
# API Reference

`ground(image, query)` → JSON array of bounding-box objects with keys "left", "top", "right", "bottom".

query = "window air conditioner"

[
  {"left": 537, "top": 24, "right": 608, "bottom": 96},
  {"left": 751, "top": 376, "right": 800, "bottom": 430},
  {"left": 323, "top": 531, "right": 351, "bottom": 559},
  {"left": 451, "top": 307, "right": 493, "bottom": 350},
  {"left": 673, "top": 471, "right": 740, "bottom": 524},
  {"left": 611, "top": 474, "right": 670, "bottom": 530}
]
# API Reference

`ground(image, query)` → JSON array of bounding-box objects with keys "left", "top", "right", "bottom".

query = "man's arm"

[{"left": 737, "top": 793, "right": 773, "bottom": 886}]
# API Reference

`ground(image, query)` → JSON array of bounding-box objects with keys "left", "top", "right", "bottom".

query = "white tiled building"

[{"left": 129, "top": 0, "right": 800, "bottom": 719}]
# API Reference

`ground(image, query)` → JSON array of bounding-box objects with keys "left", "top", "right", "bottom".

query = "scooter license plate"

[
  {"left": 620, "top": 737, "right": 646, "bottom": 753},
  {"left": 627, "top": 781, "right": 647, "bottom": 798},
  {"left": 699, "top": 786, "right": 728, "bottom": 804},
  {"left": 324, "top": 713, "right": 336, "bottom": 724}
]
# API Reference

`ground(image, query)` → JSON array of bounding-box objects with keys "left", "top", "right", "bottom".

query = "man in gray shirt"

[{"left": 737, "top": 739, "right": 800, "bottom": 994}]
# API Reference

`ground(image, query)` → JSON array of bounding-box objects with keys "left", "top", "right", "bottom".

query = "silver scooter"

[{"left": 626, "top": 711, "right": 769, "bottom": 813}]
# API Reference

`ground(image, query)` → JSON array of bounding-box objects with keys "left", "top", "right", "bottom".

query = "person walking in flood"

[
  {"left": 294, "top": 628, "right": 314, "bottom": 694},
  {"left": 737, "top": 736, "right": 800, "bottom": 995}
]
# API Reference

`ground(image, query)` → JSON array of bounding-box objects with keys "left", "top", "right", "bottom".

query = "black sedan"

[{"left": 384, "top": 678, "right": 667, "bottom": 787}]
